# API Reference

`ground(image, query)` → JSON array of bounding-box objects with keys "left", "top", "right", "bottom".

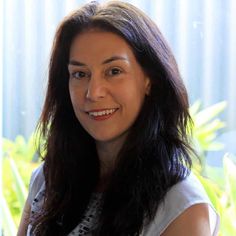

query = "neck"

[{"left": 95, "top": 134, "right": 128, "bottom": 190}]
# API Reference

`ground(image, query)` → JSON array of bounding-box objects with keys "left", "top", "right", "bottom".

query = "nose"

[{"left": 85, "top": 75, "right": 107, "bottom": 102}]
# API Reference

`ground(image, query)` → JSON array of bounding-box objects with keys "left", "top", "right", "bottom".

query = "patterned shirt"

[{"left": 27, "top": 163, "right": 219, "bottom": 236}]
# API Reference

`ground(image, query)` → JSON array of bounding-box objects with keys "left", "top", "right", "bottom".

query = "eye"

[
  {"left": 71, "top": 71, "right": 89, "bottom": 80},
  {"left": 107, "top": 67, "right": 122, "bottom": 76}
]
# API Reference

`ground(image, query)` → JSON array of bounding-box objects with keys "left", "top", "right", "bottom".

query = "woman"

[{"left": 17, "top": 1, "right": 219, "bottom": 235}]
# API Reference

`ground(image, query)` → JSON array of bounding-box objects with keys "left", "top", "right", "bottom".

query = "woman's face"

[{"left": 68, "top": 30, "right": 150, "bottom": 145}]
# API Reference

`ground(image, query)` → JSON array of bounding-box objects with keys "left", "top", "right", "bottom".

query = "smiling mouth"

[{"left": 86, "top": 108, "right": 119, "bottom": 120}]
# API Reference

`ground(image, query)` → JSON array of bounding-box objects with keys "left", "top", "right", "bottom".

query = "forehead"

[{"left": 69, "top": 30, "right": 135, "bottom": 61}]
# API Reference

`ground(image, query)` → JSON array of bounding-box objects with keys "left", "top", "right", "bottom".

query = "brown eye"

[
  {"left": 107, "top": 67, "right": 122, "bottom": 76},
  {"left": 71, "top": 71, "right": 88, "bottom": 79}
]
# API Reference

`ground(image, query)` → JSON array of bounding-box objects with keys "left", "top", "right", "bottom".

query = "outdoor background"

[
  {"left": 2, "top": 0, "right": 236, "bottom": 161},
  {"left": 1, "top": 0, "right": 236, "bottom": 235}
]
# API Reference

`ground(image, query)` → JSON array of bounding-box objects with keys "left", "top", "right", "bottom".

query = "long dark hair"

[{"left": 32, "top": 1, "right": 193, "bottom": 235}]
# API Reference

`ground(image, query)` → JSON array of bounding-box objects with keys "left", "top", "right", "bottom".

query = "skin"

[
  {"left": 16, "top": 199, "right": 31, "bottom": 236},
  {"left": 17, "top": 30, "right": 212, "bottom": 236},
  {"left": 161, "top": 203, "right": 211, "bottom": 236},
  {"left": 68, "top": 30, "right": 151, "bottom": 178}
]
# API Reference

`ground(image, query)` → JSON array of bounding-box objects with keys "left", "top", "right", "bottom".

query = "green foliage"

[
  {"left": 1, "top": 134, "right": 41, "bottom": 235},
  {"left": 190, "top": 101, "right": 236, "bottom": 235},
  {"left": 190, "top": 101, "right": 226, "bottom": 174},
  {"left": 195, "top": 155, "right": 236, "bottom": 235},
  {"left": 222, "top": 155, "right": 236, "bottom": 235},
  {"left": 0, "top": 194, "right": 17, "bottom": 236}
]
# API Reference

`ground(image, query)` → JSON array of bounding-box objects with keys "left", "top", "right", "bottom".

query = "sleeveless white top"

[{"left": 26, "top": 163, "right": 219, "bottom": 236}]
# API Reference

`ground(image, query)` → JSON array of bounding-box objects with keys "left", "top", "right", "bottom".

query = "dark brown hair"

[{"left": 32, "top": 1, "right": 193, "bottom": 235}]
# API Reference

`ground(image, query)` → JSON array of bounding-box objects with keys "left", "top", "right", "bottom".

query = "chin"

[
  {"left": 92, "top": 130, "right": 129, "bottom": 145},
  {"left": 93, "top": 135, "right": 116, "bottom": 143}
]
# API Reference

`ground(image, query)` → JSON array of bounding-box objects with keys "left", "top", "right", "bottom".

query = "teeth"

[{"left": 88, "top": 109, "right": 116, "bottom": 117}]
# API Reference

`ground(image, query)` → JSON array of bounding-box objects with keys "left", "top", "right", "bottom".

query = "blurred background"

[{"left": 1, "top": 0, "right": 236, "bottom": 235}]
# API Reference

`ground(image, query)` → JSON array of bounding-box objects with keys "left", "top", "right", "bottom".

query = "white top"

[{"left": 27, "top": 163, "right": 220, "bottom": 236}]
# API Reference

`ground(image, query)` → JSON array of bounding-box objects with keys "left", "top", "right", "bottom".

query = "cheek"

[
  {"left": 120, "top": 86, "right": 146, "bottom": 117},
  {"left": 124, "top": 82, "right": 147, "bottom": 104},
  {"left": 69, "top": 84, "right": 83, "bottom": 110}
]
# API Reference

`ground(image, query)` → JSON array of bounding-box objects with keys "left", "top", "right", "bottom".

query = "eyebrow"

[{"left": 68, "top": 56, "right": 128, "bottom": 66}]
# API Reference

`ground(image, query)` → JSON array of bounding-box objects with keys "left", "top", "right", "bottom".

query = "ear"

[{"left": 145, "top": 77, "right": 151, "bottom": 95}]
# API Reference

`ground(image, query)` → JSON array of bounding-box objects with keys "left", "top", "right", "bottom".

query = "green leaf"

[
  {"left": 195, "top": 119, "right": 226, "bottom": 136},
  {"left": 0, "top": 194, "right": 17, "bottom": 236},
  {"left": 196, "top": 173, "right": 223, "bottom": 216},
  {"left": 206, "top": 142, "right": 225, "bottom": 151},
  {"left": 8, "top": 157, "right": 27, "bottom": 207},
  {"left": 193, "top": 101, "right": 227, "bottom": 127},
  {"left": 190, "top": 101, "right": 226, "bottom": 154},
  {"left": 220, "top": 207, "right": 236, "bottom": 235},
  {"left": 2, "top": 138, "right": 15, "bottom": 156},
  {"left": 224, "top": 154, "right": 236, "bottom": 215},
  {"left": 26, "top": 133, "right": 38, "bottom": 161},
  {"left": 189, "top": 100, "right": 201, "bottom": 116}
]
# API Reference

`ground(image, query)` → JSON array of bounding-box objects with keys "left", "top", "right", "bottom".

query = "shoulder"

[
  {"left": 28, "top": 162, "right": 45, "bottom": 204},
  {"left": 161, "top": 203, "right": 212, "bottom": 236},
  {"left": 142, "top": 172, "right": 220, "bottom": 236}
]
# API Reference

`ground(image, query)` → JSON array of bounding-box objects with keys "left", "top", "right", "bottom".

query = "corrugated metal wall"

[{"left": 2, "top": 0, "right": 236, "bottom": 140}]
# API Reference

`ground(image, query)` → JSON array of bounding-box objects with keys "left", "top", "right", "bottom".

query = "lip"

[
  {"left": 85, "top": 108, "right": 119, "bottom": 121},
  {"left": 85, "top": 108, "right": 118, "bottom": 113}
]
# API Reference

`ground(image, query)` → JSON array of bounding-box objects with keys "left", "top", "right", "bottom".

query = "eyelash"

[
  {"left": 70, "top": 67, "right": 123, "bottom": 80},
  {"left": 106, "top": 67, "right": 122, "bottom": 76},
  {"left": 71, "top": 71, "right": 90, "bottom": 80}
]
